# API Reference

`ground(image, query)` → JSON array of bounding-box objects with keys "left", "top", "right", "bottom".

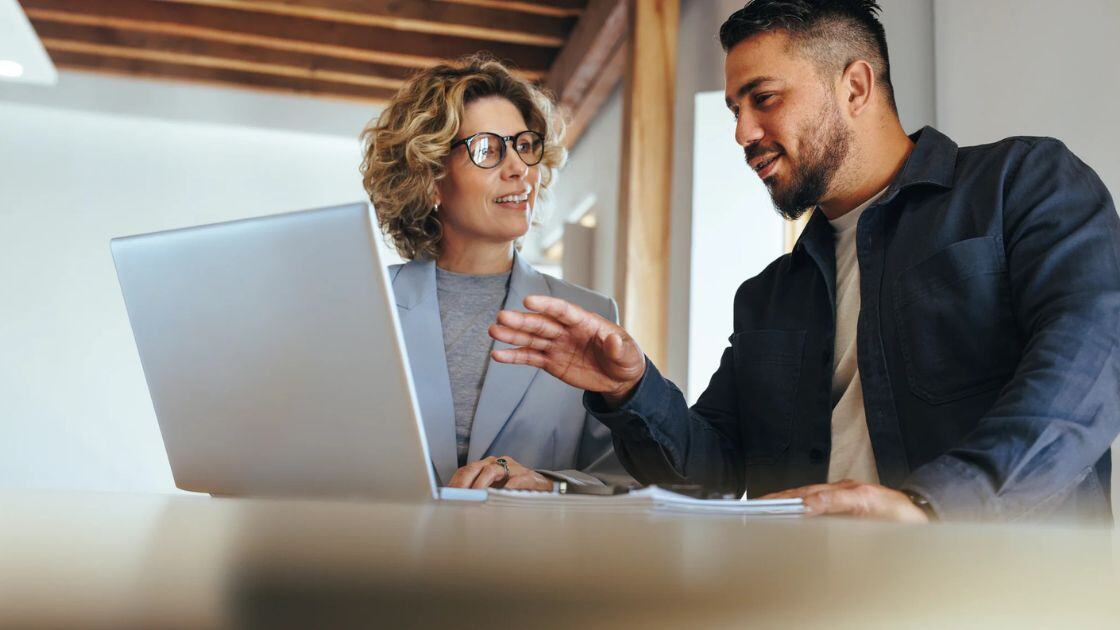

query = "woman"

[{"left": 360, "top": 56, "right": 630, "bottom": 491}]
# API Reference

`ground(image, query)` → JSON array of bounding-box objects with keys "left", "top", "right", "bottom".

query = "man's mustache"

[{"left": 744, "top": 143, "right": 783, "bottom": 162}]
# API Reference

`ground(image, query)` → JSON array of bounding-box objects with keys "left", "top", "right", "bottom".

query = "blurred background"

[{"left": 1, "top": 0, "right": 1117, "bottom": 514}]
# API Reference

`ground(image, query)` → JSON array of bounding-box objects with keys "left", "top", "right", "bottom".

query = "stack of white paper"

[{"left": 484, "top": 485, "right": 806, "bottom": 516}]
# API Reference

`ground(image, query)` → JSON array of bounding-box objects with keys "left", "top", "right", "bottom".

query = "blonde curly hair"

[{"left": 360, "top": 55, "right": 567, "bottom": 261}]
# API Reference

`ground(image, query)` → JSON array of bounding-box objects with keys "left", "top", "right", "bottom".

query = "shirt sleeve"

[{"left": 584, "top": 351, "right": 747, "bottom": 495}]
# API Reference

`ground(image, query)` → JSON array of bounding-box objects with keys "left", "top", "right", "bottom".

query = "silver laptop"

[{"left": 111, "top": 202, "right": 452, "bottom": 502}]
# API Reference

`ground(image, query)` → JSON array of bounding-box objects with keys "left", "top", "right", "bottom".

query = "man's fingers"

[
  {"left": 604, "top": 332, "right": 625, "bottom": 361},
  {"left": 801, "top": 486, "right": 926, "bottom": 522},
  {"left": 802, "top": 488, "right": 871, "bottom": 517},
  {"left": 489, "top": 324, "right": 552, "bottom": 351},
  {"left": 523, "top": 295, "right": 588, "bottom": 327},
  {"left": 495, "top": 310, "right": 565, "bottom": 339},
  {"left": 761, "top": 482, "right": 928, "bottom": 522},
  {"left": 491, "top": 347, "right": 549, "bottom": 368}
]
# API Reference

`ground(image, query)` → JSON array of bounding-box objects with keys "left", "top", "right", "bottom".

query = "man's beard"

[{"left": 751, "top": 102, "right": 852, "bottom": 221}]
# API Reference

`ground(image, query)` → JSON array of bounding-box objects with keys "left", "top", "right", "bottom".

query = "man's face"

[{"left": 724, "top": 31, "right": 853, "bottom": 220}]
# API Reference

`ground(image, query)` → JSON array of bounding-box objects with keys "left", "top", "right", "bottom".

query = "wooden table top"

[{"left": 1, "top": 490, "right": 1117, "bottom": 628}]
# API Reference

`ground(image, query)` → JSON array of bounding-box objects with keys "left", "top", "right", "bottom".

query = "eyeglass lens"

[{"left": 467, "top": 131, "right": 543, "bottom": 168}]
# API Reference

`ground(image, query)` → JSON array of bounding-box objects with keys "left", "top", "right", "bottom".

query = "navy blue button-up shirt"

[{"left": 590, "top": 127, "right": 1120, "bottom": 523}]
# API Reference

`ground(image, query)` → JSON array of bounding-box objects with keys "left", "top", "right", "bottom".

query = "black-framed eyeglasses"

[{"left": 450, "top": 130, "right": 544, "bottom": 169}]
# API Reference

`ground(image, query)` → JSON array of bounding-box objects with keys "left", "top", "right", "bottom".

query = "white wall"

[
  {"left": 934, "top": 0, "right": 1120, "bottom": 196},
  {"left": 0, "top": 69, "right": 379, "bottom": 138},
  {"left": 878, "top": 0, "right": 936, "bottom": 133},
  {"left": 0, "top": 96, "right": 377, "bottom": 493}
]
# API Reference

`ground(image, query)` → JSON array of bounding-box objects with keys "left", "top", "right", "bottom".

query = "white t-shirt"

[{"left": 825, "top": 187, "right": 888, "bottom": 484}]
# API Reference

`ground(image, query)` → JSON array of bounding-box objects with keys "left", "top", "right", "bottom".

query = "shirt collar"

[
  {"left": 828, "top": 185, "right": 889, "bottom": 234},
  {"left": 793, "top": 125, "right": 958, "bottom": 259},
  {"left": 887, "top": 125, "right": 958, "bottom": 194}
]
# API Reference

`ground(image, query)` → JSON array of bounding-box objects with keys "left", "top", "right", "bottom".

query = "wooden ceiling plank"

[
  {"left": 42, "top": 38, "right": 404, "bottom": 90},
  {"left": 50, "top": 49, "right": 395, "bottom": 103},
  {"left": 25, "top": 7, "right": 543, "bottom": 80},
  {"left": 20, "top": 0, "right": 556, "bottom": 73},
  {"left": 434, "top": 0, "right": 585, "bottom": 19},
  {"left": 32, "top": 19, "right": 414, "bottom": 90},
  {"left": 166, "top": 0, "right": 573, "bottom": 48},
  {"left": 26, "top": 8, "right": 433, "bottom": 70},
  {"left": 546, "top": 0, "right": 626, "bottom": 108}
]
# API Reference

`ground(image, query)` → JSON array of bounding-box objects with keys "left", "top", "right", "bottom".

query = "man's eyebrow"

[{"left": 727, "top": 76, "right": 780, "bottom": 105}]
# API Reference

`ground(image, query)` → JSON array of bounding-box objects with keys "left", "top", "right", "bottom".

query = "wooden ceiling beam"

[
  {"left": 49, "top": 49, "right": 396, "bottom": 103},
  {"left": 21, "top": 0, "right": 554, "bottom": 76},
  {"left": 41, "top": 39, "right": 403, "bottom": 91},
  {"left": 561, "top": 35, "right": 625, "bottom": 149},
  {"left": 32, "top": 19, "right": 412, "bottom": 90},
  {"left": 167, "top": 0, "right": 574, "bottom": 48},
  {"left": 545, "top": 0, "right": 627, "bottom": 148},
  {"left": 435, "top": 0, "right": 585, "bottom": 19},
  {"left": 547, "top": 0, "right": 626, "bottom": 104}
]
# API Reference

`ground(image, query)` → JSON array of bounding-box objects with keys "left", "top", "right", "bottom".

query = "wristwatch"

[{"left": 902, "top": 490, "right": 938, "bottom": 521}]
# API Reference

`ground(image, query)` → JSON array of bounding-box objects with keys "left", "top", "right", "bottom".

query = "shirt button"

[{"left": 809, "top": 448, "right": 826, "bottom": 463}]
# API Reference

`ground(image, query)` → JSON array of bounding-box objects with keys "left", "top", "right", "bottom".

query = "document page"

[{"left": 484, "top": 485, "right": 806, "bottom": 516}]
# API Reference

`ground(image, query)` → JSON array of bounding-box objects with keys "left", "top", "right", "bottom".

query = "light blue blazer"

[{"left": 390, "top": 252, "right": 633, "bottom": 487}]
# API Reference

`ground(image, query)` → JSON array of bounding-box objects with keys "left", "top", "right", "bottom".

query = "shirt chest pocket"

[
  {"left": 731, "top": 329, "right": 805, "bottom": 458},
  {"left": 892, "top": 236, "right": 1021, "bottom": 404}
]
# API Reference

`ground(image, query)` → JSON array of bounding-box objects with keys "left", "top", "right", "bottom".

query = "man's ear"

[{"left": 841, "top": 59, "right": 875, "bottom": 118}]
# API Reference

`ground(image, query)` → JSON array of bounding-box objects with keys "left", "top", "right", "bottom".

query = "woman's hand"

[{"left": 447, "top": 455, "right": 553, "bottom": 491}]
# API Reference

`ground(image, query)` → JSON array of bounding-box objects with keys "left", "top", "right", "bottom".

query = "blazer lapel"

[
  {"left": 466, "top": 252, "right": 547, "bottom": 462},
  {"left": 393, "top": 259, "right": 459, "bottom": 486}
]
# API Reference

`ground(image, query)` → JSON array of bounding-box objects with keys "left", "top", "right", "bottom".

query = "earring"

[{"left": 433, "top": 203, "right": 440, "bottom": 213}]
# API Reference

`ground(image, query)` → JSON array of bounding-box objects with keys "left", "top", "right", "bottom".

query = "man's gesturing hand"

[{"left": 489, "top": 295, "right": 646, "bottom": 407}]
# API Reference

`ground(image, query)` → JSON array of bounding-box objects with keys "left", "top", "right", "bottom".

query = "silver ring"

[{"left": 495, "top": 457, "right": 511, "bottom": 477}]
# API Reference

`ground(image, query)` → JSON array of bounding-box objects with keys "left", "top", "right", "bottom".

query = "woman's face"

[{"left": 435, "top": 96, "right": 543, "bottom": 249}]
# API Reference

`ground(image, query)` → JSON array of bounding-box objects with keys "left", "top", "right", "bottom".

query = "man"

[{"left": 488, "top": 0, "right": 1120, "bottom": 523}]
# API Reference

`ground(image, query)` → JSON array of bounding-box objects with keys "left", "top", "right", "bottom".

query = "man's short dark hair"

[{"left": 719, "top": 0, "right": 896, "bottom": 113}]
